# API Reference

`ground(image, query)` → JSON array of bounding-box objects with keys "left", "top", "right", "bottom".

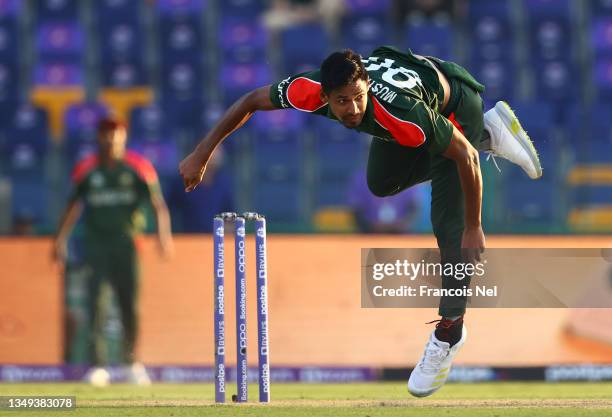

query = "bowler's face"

[{"left": 322, "top": 79, "right": 369, "bottom": 128}]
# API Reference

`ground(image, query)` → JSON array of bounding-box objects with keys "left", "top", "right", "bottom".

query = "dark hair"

[
  {"left": 97, "top": 117, "right": 126, "bottom": 134},
  {"left": 320, "top": 49, "right": 367, "bottom": 94}
]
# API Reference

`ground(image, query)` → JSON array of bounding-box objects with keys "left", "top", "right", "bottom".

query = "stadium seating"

[
  {"left": 279, "top": 23, "right": 330, "bottom": 74},
  {"left": 404, "top": 20, "right": 454, "bottom": 61},
  {"left": 341, "top": 14, "right": 390, "bottom": 58},
  {"left": 218, "top": 17, "right": 268, "bottom": 64}
]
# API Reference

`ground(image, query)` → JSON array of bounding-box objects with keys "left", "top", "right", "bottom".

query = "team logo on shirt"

[{"left": 90, "top": 172, "right": 105, "bottom": 188}]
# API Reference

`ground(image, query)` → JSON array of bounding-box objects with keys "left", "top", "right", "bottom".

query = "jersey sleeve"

[
  {"left": 69, "top": 155, "right": 97, "bottom": 202},
  {"left": 269, "top": 70, "right": 328, "bottom": 115}
]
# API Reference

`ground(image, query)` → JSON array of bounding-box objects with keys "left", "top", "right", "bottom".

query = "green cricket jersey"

[
  {"left": 270, "top": 46, "right": 484, "bottom": 155},
  {"left": 70, "top": 151, "right": 161, "bottom": 240}
]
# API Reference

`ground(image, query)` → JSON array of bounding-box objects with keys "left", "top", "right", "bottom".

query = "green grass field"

[{"left": 1, "top": 382, "right": 611, "bottom": 416}]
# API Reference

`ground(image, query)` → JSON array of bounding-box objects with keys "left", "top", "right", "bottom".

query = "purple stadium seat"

[
  {"left": 0, "top": 0, "right": 21, "bottom": 18},
  {"left": 65, "top": 102, "right": 108, "bottom": 139},
  {"left": 219, "top": 63, "right": 270, "bottom": 104},
  {"left": 36, "top": 21, "right": 84, "bottom": 62},
  {"left": 128, "top": 141, "right": 179, "bottom": 176},
  {"left": 251, "top": 109, "right": 305, "bottom": 132},
  {"left": 592, "top": 18, "right": 612, "bottom": 57},
  {"left": 0, "top": 19, "right": 18, "bottom": 59},
  {"left": 34, "top": 62, "right": 83, "bottom": 85},
  {"left": 219, "top": 18, "right": 267, "bottom": 64}
]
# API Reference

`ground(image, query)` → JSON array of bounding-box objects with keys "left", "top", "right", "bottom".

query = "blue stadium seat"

[
  {"left": 523, "top": 0, "right": 571, "bottom": 19},
  {"left": 217, "top": 0, "right": 265, "bottom": 18},
  {"left": 36, "top": 21, "right": 84, "bottom": 63},
  {"left": 313, "top": 118, "right": 366, "bottom": 182},
  {"left": 219, "top": 63, "right": 270, "bottom": 105},
  {"left": 158, "top": 16, "right": 203, "bottom": 62},
  {"left": 35, "top": 0, "right": 79, "bottom": 21},
  {"left": 156, "top": 0, "right": 206, "bottom": 17},
  {"left": 250, "top": 110, "right": 304, "bottom": 182},
  {"left": 532, "top": 60, "right": 575, "bottom": 101},
  {"left": 279, "top": 23, "right": 330, "bottom": 74},
  {"left": 341, "top": 15, "right": 390, "bottom": 58},
  {"left": 344, "top": 0, "right": 391, "bottom": 16},
  {"left": 527, "top": 16, "right": 571, "bottom": 62},
  {"left": 251, "top": 181, "right": 302, "bottom": 224},
  {"left": 100, "top": 21, "right": 144, "bottom": 62},
  {"left": 101, "top": 60, "right": 147, "bottom": 87},
  {"left": 0, "top": 18, "right": 18, "bottom": 61},
  {"left": 590, "top": 0, "right": 612, "bottom": 16},
  {"left": 503, "top": 170, "right": 559, "bottom": 229},
  {"left": 160, "top": 60, "right": 202, "bottom": 100},
  {"left": 95, "top": 0, "right": 140, "bottom": 24},
  {"left": 0, "top": 62, "right": 18, "bottom": 101},
  {"left": 129, "top": 104, "right": 172, "bottom": 142},
  {"left": 471, "top": 60, "right": 514, "bottom": 102},
  {"left": 467, "top": 0, "right": 514, "bottom": 63},
  {"left": 218, "top": 17, "right": 268, "bottom": 64},
  {"left": 404, "top": 21, "right": 453, "bottom": 60}
]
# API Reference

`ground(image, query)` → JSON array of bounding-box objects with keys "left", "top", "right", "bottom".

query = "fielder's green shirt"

[
  {"left": 70, "top": 151, "right": 161, "bottom": 241},
  {"left": 270, "top": 46, "right": 484, "bottom": 155}
]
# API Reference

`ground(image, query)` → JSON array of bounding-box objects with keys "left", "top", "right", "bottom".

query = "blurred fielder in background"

[
  {"left": 179, "top": 46, "right": 542, "bottom": 397},
  {"left": 53, "top": 118, "right": 174, "bottom": 386}
]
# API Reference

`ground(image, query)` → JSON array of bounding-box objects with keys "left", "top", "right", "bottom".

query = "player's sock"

[
  {"left": 479, "top": 130, "right": 492, "bottom": 151},
  {"left": 433, "top": 316, "right": 464, "bottom": 347}
]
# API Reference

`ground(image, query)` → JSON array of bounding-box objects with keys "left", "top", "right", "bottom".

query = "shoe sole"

[{"left": 495, "top": 101, "right": 543, "bottom": 179}]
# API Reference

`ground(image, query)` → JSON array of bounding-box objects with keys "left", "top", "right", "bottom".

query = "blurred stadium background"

[
  {"left": 0, "top": 0, "right": 611, "bottom": 234},
  {"left": 1, "top": 0, "right": 612, "bottom": 388}
]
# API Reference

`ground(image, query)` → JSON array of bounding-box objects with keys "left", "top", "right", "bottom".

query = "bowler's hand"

[
  {"left": 179, "top": 151, "right": 209, "bottom": 192},
  {"left": 461, "top": 226, "right": 485, "bottom": 264}
]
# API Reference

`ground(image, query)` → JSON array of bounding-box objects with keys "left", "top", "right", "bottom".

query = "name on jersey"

[{"left": 368, "top": 80, "right": 398, "bottom": 104}]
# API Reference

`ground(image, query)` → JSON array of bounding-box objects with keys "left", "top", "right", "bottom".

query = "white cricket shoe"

[
  {"left": 85, "top": 367, "right": 110, "bottom": 387},
  {"left": 484, "top": 101, "right": 542, "bottom": 179},
  {"left": 127, "top": 363, "right": 152, "bottom": 386},
  {"left": 408, "top": 325, "right": 467, "bottom": 397}
]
